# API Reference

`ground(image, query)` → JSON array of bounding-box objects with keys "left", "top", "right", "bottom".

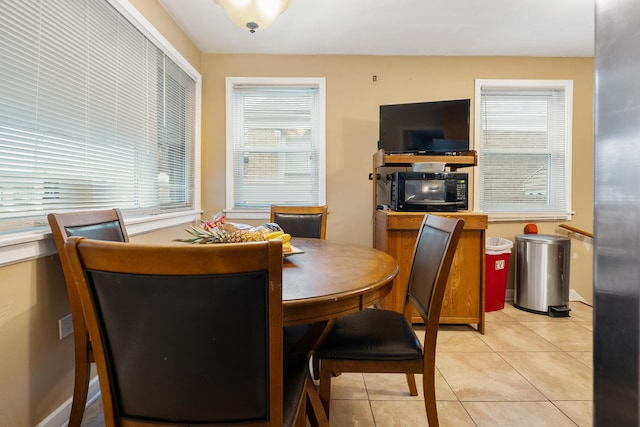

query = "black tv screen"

[{"left": 379, "top": 99, "right": 470, "bottom": 154}]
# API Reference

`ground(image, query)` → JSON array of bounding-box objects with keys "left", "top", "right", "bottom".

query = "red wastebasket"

[{"left": 485, "top": 237, "right": 513, "bottom": 312}]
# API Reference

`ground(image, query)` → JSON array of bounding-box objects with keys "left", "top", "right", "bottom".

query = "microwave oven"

[{"left": 390, "top": 171, "right": 468, "bottom": 212}]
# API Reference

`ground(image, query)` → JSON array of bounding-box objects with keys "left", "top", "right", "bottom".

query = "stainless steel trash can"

[{"left": 514, "top": 234, "right": 571, "bottom": 317}]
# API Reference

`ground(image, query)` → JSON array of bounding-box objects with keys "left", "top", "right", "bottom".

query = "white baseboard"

[
  {"left": 569, "top": 288, "right": 590, "bottom": 305},
  {"left": 36, "top": 376, "right": 101, "bottom": 427}
]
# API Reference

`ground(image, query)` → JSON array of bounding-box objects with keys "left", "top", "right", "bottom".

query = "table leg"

[
  {"left": 291, "top": 318, "right": 335, "bottom": 355},
  {"left": 286, "top": 319, "right": 335, "bottom": 426},
  {"left": 305, "top": 377, "right": 329, "bottom": 427}
]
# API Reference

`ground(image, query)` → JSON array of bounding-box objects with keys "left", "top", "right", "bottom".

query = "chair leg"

[
  {"left": 405, "top": 373, "right": 418, "bottom": 396},
  {"left": 68, "top": 355, "right": 91, "bottom": 427},
  {"left": 422, "top": 366, "right": 439, "bottom": 427},
  {"left": 293, "top": 383, "right": 307, "bottom": 427},
  {"left": 318, "top": 361, "right": 333, "bottom": 417},
  {"left": 305, "top": 378, "right": 329, "bottom": 427}
]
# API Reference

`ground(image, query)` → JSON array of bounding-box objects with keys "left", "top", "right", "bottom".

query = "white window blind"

[
  {"left": 474, "top": 80, "right": 573, "bottom": 220},
  {"left": 0, "top": 0, "right": 198, "bottom": 233},
  {"left": 225, "top": 78, "right": 326, "bottom": 216}
]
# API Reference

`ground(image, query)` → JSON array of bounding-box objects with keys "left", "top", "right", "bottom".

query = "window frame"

[
  {"left": 473, "top": 79, "right": 573, "bottom": 221},
  {"left": 224, "top": 77, "right": 326, "bottom": 221},
  {"left": 0, "top": 0, "right": 202, "bottom": 267}
]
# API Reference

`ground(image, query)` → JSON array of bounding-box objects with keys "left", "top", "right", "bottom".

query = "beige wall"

[
  {"left": 202, "top": 54, "right": 594, "bottom": 301},
  {"left": 0, "top": 4, "right": 594, "bottom": 425}
]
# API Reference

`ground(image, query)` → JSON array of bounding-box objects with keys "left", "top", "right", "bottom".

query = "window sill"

[
  {"left": 486, "top": 212, "right": 574, "bottom": 222},
  {"left": 223, "top": 209, "right": 270, "bottom": 222},
  {"left": 0, "top": 210, "right": 201, "bottom": 268}
]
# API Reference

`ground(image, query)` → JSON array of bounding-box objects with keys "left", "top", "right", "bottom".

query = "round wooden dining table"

[
  {"left": 280, "top": 238, "right": 398, "bottom": 427},
  {"left": 281, "top": 237, "right": 399, "bottom": 326}
]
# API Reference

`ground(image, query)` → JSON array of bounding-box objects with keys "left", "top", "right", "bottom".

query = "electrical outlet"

[{"left": 58, "top": 314, "right": 73, "bottom": 340}]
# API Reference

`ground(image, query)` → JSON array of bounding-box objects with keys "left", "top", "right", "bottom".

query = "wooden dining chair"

[
  {"left": 47, "top": 209, "right": 129, "bottom": 427},
  {"left": 271, "top": 205, "right": 328, "bottom": 377},
  {"left": 270, "top": 205, "right": 328, "bottom": 239},
  {"left": 315, "top": 214, "right": 464, "bottom": 426},
  {"left": 63, "top": 237, "right": 318, "bottom": 427}
]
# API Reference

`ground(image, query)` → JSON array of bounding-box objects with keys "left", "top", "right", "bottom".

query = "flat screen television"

[{"left": 378, "top": 99, "right": 470, "bottom": 154}]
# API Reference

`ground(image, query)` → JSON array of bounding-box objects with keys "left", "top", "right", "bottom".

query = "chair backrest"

[
  {"left": 404, "top": 214, "right": 464, "bottom": 331},
  {"left": 48, "top": 208, "right": 129, "bottom": 257},
  {"left": 270, "top": 205, "right": 328, "bottom": 239},
  {"left": 64, "top": 237, "right": 284, "bottom": 426},
  {"left": 47, "top": 209, "right": 129, "bottom": 341}
]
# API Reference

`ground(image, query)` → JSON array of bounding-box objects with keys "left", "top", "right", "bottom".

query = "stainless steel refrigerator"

[{"left": 594, "top": 0, "right": 640, "bottom": 424}]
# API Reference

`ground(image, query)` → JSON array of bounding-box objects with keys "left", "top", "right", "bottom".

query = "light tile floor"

[{"left": 81, "top": 301, "right": 593, "bottom": 427}]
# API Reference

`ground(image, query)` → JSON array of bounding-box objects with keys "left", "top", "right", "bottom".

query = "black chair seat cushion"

[
  {"left": 316, "top": 309, "right": 423, "bottom": 361},
  {"left": 283, "top": 352, "right": 310, "bottom": 427}
]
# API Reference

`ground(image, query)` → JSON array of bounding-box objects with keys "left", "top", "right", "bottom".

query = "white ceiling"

[{"left": 157, "top": 0, "right": 594, "bottom": 57}]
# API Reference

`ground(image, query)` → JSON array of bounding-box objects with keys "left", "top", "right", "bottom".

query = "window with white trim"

[
  {"left": 225, "top": 77, "right": 326, "bottom": 220},
  {"left": 474, "top": 80, "right": 573, "bottom": 220},
  {"left": 0, "top": 0, "right": 200, "bottom": 234}
]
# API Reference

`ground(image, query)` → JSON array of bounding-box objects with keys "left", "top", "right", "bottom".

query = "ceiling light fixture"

[{"left": 213, "top": 0, "right": 291, "bottom": 33}]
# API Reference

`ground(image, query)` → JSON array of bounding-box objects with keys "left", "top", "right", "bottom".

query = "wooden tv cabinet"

[
  {"left": 371, "top": 149, "right": 486, "bottom": 332},
  {"left": 374, "top": 210, "right": 487, "bottom": 333}
]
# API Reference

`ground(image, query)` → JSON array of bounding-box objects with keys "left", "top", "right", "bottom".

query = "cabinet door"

[
  {"left": 381, "top": 227, "right": 484, "bottom": 325},
  {"left": 439, "top": 230, "right": 483, "bottom": 322},
  {"left": 381, "top": 229, "right": 418, "bottom": 313}
]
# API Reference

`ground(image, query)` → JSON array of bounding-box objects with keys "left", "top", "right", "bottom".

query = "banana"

[
  {"left": 264, "top": 231, "right": 291, "bottom": 254},
  {"left": 264, "top": 231, "right": 284, "bottom": 240}
]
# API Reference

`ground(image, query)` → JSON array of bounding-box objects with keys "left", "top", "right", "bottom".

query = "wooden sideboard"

[{"left": 374, "top": 210, "right": 487, "bottom": 333}]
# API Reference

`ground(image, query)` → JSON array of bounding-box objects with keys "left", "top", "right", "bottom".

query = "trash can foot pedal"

[{"left": 548, "top": 305, "right": 571, "bottom": 318}]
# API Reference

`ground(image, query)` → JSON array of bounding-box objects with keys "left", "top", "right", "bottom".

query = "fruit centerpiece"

[{"left": 175, "top": 212, "right": 292, "bottom": 252}]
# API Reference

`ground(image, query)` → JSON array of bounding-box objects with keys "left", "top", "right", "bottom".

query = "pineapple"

[{"left": 174, "top": 221, "right": 266, "bottom": 244}]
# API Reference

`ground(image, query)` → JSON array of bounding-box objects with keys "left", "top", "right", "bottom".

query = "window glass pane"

[
  {"left": 480, "top": 153, "right": 550, "bottom": 209},
  {"left": 476, "top": 81, "right": 571, "bottom": 217},
  {"left": 0, "top": 0, "right": 197, "bottom": 232},
  {"left": 227, "top": 81, "right": 325, "bottom": 211}
]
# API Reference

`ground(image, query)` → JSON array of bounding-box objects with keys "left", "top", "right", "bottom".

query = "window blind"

[
  {"left": 0, "top": 0, "right": 196, "bottom": 233},
  {"left": 228, "top": 82, "right": 325, "bottom": 211},
  {"left": 476, "top": 82, "right": 572, "bottom": 217}
]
